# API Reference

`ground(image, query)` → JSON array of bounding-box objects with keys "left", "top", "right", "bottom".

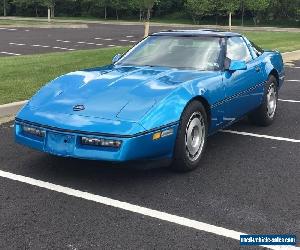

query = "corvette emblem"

[{"left": 73, "top": 104, "right": 85, "bottom": 111}]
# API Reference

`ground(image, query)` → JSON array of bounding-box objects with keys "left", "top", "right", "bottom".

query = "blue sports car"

[{"left": 15, "top": 30, "right": 285, "bottom": 171}]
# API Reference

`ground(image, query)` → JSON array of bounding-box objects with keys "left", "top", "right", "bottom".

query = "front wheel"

[
  {"left": 248, "top": 75, "right": 278, "bottom": 126},
  {"left": 171, "top": 101, "right": 208, "bottom": 172}
]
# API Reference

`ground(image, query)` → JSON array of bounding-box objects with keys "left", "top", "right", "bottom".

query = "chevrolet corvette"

[{"left": 15, "top": 30, "right": 285, "bottom": 171}]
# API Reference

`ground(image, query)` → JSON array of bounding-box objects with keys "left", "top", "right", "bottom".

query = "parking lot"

[
  {"left": 0, "top": 22, "right": 300, "bottom": 249},
  {"left": 0, "top": 23, "right": 195, "bottom": 57},
  {"left": 0, "top": 60, "right": 299, "bottom": 249}
]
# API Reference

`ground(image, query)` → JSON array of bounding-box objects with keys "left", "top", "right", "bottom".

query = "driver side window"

[{"left": 226, "top": 37, "right": 252, "bottom": 63}]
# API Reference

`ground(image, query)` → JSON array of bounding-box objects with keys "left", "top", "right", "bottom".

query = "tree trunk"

[
  {"left": 35, "top": 6, "right": 38, "bottom": 17},
  {"left": 115, "top": 9, "right": 118, "bottom": 20},
  {"left": 253, "top": 16, "right": 257, "bottom": 26},
  {"left": 146, "top": 7, "right": 151, "bottom": 21},
  {"left": 104, "top": 6, "right": 107, "bottom": 19},
  {"left": 139, "top": 8, "right": 142, "bottom": 21},
  {"left": 229, "top": 12, "right": 232, "bottom": 31},
  {"left": 144, "top": 8, "right": 151, "bottom": 38},
  {"left": 51, "top": 6, "right": 55, "bottom": 18},
  {"left": 241, "top": 2, "right": 244, "bottom": 26},
  {"left": 3, "top": 0, "right": 7, "bottom": 16},
  {"left": 48, "top": 8, "right": 51, "bottom": 22}
]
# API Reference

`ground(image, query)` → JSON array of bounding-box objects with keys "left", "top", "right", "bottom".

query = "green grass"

[
  {"left": 242, "top": 31, "right": 300, "bottom": 52},
  {"left": 0, "top": 47, "right": 129, "bottom": 105},
  {"left": 0, "top": 30, "right": 299, "bottom": 105}
]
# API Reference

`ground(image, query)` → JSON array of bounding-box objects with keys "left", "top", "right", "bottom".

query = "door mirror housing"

[
  {"left": 228, "top": 60, "right": 247, "bottom": 71},
  {"left": 112, "top": 54, "right": 122, "bottom": 64}
]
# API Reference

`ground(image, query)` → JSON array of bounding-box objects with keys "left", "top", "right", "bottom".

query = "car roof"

[{"left": 151, "top": 29, "right": 242, "bottom": 38}]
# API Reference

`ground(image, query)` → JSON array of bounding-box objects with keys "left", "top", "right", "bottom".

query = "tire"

[
  {"left": 248, "top": 75, "right": 278, "bottom": 126},
  {"left": 171, "top": 100, "right": 208, "bottom": 172}
]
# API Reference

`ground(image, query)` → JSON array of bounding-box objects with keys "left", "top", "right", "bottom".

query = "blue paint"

[{"left": 15, "top": 30, "right": 285, "bottom": 163}]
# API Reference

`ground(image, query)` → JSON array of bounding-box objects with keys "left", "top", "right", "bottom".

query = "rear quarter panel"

[{"left": 261, "top": 51, "right": 285, "bottom": 89}]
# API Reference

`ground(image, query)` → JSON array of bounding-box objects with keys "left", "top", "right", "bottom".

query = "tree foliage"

[{"left": 1, "top": 0, "right": 299, "bottom": 25}]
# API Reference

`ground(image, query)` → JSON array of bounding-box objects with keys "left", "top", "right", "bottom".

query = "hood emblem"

[{"left": 73, "top": 104, "right": 85, "bottom": 111}]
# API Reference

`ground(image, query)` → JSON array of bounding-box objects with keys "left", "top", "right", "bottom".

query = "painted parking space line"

[
  {"left": 0, "top": 51, "right": 21, "bottom": 56},
  {"left": 53, "top": 46, "right": 75, "bottom": 51},
  {"left": 286, "top": 80, "right": 300, "bottom": 82},
  {"left": 221, "top": 130, "right": 300, "bottom": 143},
  {"left": 0, "top": 169, "right": 296, "bottom": 250},
  {"left": 119, "top": 39, "right": 129, "bottom": 42},
  {"left": 0, "top": 28, "right": 17, "bottom": 31},
  {"left": 56, "top": 40, "right": 71, "bottom": 43},
  {"left": 126, "top": 35, "right": 134, "bottom": 38},
  {"left": 9, "top": 42, "right": 26, "bottom": 46},
  {"left": 279, "top": 99, "right": 300, "bottom": 103}
]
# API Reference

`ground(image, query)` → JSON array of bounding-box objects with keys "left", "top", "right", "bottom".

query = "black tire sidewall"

[{"left": 172, "top": 101, "right": 208, "bottom": 172}]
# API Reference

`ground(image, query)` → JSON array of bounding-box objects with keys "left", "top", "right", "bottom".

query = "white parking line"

[
  {"left": 104, "top": 38, "right": 113, "bottom": 41},
  {"left": 119, "top": 39, "right": 129, "bottom": 42},
  {"left": 53, "top": 47, "right": 75, "bottom": 51},
  {"left": 0, "top": 51, "right": 21, "bottom": 56},
  {"left": 0, "top": 28, "right": 17, "bottom": 31},
  {"left": 279, "top": 99, "right": 300, "bottom": 103},
  {"left": 9, "top": 42, "right": 26, "bottom": 46},
  {"left": 286, "top": 80, "right": 300, "bottom": 82},
  {"left": 108, "top": 45, "right": 116, "bottom": 47},
  {"left": 0, "top": 169, "right": 296, "bottom": 250},
  {"left": 56, "top": 40, "right": 71, "bottom": 43},
  {"left": 126, "top": 35, "right": 134, "bottom": 38},
  {"left": 221, "top": 130, "right": 300, "bottom": 143},
  {"left": 94, "top": 38, "right": 102, "bottom": 40},
  {"left": 130, "top": 41, "right": 138, "bottom": 43}
]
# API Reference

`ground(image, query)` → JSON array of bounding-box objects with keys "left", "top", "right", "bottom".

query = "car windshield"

[{"left": 116, "top": 36, "right": 224, "bottom": 71}]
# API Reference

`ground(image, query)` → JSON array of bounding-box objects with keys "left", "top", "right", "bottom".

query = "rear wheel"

[
  {"left": 248, "top": 75, "right": 278, "bottom": 126},
  {"left": 171, "top": 101, "right": 208, "bottom": 172}
]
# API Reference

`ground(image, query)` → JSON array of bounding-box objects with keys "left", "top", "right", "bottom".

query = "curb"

[{"left": 0, "top": 100, "right": 28, "bottom": 119}]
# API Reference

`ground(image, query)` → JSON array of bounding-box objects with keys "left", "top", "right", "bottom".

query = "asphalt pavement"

[
  {"left": 0, "top": 23, "right": 193, "bottom": 57},
  {"left": 0, "top": 61, "right": 299, "bottom": 249},
  {"left": 0, "top": 22, "right": 300, "bottom": 249}
]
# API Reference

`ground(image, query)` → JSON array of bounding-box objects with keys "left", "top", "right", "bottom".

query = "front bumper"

[{"left": 15, "top": 120, "right": 178, "bottom": 162}]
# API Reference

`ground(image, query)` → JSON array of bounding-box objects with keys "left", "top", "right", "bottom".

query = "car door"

[{"left": 222, "top": 36, "right": 265, "bottom": 124}]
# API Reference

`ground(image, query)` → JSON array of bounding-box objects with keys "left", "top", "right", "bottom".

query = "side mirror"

[
  {"left": 228, "top": 60, "right": 247, "bottom": 71},
  {"left": 112, "top": 54, "right": 122, "bottom": 64}
]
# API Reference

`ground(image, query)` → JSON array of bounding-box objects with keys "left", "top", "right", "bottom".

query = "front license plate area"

[{"left": 45, "top": 132, "right": 75, "bottom": 156}]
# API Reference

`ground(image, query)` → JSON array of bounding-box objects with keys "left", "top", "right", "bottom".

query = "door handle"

[{"left": 255, "top": 66, "right": 260, "bottom": 72}]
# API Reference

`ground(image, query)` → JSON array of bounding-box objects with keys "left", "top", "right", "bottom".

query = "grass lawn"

[
  {"left": 0, "top": 30, "right": 299, "bottom": 105},
  {"left": 0, "top": 47, "right": 129, "bottom": 105},
  {"left": 242, "top": 31, "right": 300, "bottom": 52}
]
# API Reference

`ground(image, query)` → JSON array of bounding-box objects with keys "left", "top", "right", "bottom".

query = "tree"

[
  {"left": 221, "top": 0, "right": 240, "bottom": 30},
  {"left": 185, "top": 0, "right": 214, "bottom": 24},
  {"left": 111, "top": 0, "right": 128, "bottom": 20},
  {"left": 129, "top": 0, "right": 144, "bottom": 21},
  {"left": 245, "top": 0, "right": 270, "bottom": 25},
  {"left": 13, "top": 0, "right": 44, "bottom": 17},
  {"left": 3, "top": 0, "right": 7, "bottom": 16},
  {"left": 98, "top": 0, "right": 111, "bottom": 19}
]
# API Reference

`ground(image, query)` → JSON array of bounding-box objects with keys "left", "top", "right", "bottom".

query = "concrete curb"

[{"left": 0, "top": 100, "right": 27, "bottom": 119}]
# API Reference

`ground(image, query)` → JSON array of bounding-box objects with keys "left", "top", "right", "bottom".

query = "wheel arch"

[
  {"left": 269, "top": 68, "right": 280, "bottom": 86},
  {"left": 184, "top": 95, "right": 211, "bottom": 127}
]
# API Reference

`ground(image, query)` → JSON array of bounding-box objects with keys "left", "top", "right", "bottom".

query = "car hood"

[{"left": 27, "top": 65, "right": 217, "bottom": 122}]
